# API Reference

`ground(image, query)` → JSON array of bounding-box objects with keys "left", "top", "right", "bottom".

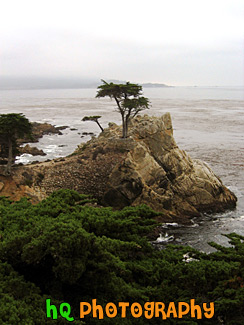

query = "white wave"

[
  {"left": 165, "top": 222, "right": 179, "bottom": 227},
  {"left": 155, "top": 233, "right": 174, "bottom": 243},
  {"left": 16, "top": 154, "right": 33, "bottom": 164},
  {"left": 182, "top": 252, "right": 199, "bottom": 263}
]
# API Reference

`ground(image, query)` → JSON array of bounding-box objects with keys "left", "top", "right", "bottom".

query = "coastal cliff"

[{"left": 0, "top": 113, "right": 237, "bottom": 221}]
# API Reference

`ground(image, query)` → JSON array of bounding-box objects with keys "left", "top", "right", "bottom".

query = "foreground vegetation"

[{"left": 0, "top": 189, "right": 243, "bottom": 324}]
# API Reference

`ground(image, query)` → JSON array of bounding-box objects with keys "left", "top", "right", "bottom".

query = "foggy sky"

[{"left": 1, "top": 0, "right": 244, "bottom": 87}]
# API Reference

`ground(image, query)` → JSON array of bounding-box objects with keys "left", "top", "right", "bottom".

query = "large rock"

[
  {"left": 98, "top": 114, "right": 236, "bottom": 218},
  {"left": 19, "top": 122, "right": 66, "bottom": 144},
  {"left": 0, "top": 114, "right": 237, "bottom": 221},
  {"left": 19, "top": 144, "right": 46, "bottom": 156}
]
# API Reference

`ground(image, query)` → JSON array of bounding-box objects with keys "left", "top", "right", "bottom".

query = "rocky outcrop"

[
  {"left": 99, "top": 114, "right": 236, "bottom": 218},
  {"left": 19, "top": 144, "right": 46, "bottom": 156},
  {"left": 0, "top": 114, "right": 237, "bottom": 221},
  {"left": 19, "top": 122, "right": 67, "bottom": 144},
  {"left": 0, "top": 174, "right": 43, "bottom": 203}
]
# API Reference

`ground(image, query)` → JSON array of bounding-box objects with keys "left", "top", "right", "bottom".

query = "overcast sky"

[{"left": 1, "top": 0, "right": 244, "bottom": 86}]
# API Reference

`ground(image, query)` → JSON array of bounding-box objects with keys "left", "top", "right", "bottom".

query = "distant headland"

[{"left": 0, "top": 77, "right": 172, "bottom": 90}]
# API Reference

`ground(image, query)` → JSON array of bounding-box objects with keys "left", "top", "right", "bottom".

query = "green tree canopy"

[
  {"left": 96, "top": 80, "right": 150, "bottom": 138},
  {"left": 0, "top": 113, "right": 32, "bottom": 174}
]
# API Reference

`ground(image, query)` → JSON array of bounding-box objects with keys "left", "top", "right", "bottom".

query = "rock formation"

[
  {"left": 19, "top": 144, "right": 46, "bottom": 156},
  {"left": 20, "top": 122, "right": 66, "bottom": 144},
  {"left": 0, "top": 114, "right": 237, "bottom": 221}
]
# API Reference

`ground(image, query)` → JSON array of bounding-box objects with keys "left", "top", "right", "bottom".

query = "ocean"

[{"left": 0, "top": 86, "right": 243, "bottom": 252}]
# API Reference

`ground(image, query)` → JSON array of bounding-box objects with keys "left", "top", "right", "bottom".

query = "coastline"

[{"left": 0, "top": 86, "right": 243, "bottom": 252}]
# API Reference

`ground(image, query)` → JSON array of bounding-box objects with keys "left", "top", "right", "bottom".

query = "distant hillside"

[
  {"left": 0, "top": 77, "right": 172, "bottom": 90},
  {"left": 107, "top": 79, "right": 172, "bottom": 88}
]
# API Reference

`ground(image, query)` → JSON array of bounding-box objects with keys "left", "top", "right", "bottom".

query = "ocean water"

[{"left": 0, "top": 86, "right": 243, "bottom": 252}]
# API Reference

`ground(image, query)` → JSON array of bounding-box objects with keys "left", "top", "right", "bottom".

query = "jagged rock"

[
  {"left": 19, "top": 122, "right": 64, "bottom": 144},
  {"left": 19, "top": 144, "right": 46, "bottom": 156},
  {"left": 31, "top": 122, "right": 63, "bottom": 138},
  {"left": 75, "top": 113, "right": 236, "bottom": 218}
]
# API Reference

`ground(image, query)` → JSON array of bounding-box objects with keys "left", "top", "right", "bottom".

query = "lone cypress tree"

[
  {"left": 96, "top": 80, "right": 150, "bottom": 138},
  {"left": 0, "top": 113, "right": 32, "bottom": 174}
]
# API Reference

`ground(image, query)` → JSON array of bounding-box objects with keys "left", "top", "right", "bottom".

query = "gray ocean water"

[{"left": 0, "top": 86, "right": 244, "bottom": 252}]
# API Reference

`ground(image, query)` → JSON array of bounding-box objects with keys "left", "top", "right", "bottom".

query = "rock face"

[
  {"left": 19, "top": 122, "right": 66, "bottom": 144},
  {"left": 96, "top": 114, "right": 236, "bottom": 218},
  {"left": 19, "top": 144, "right": 46, "bottom": 156},
  {"left": 0, "top": 114, "right": 237, "bottom": 221}
]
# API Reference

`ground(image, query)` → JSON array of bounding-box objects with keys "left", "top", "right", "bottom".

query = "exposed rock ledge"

[
  {"left": 19, "top": 144, "right": 46, "bottom": 156},
  {"left": 0, "top": 114, "right": 237, "bottom": 222},
  {"left": 20, "top": 122, "right": 67, "bottom": 144}
]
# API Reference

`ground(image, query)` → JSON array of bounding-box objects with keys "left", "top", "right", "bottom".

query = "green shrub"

[{"left": 0, "top": 189, "right": 243, "bottom": 324}]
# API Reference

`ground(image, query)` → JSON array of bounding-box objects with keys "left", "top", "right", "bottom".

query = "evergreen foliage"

[
  {"left": 96, "top": 80, "right": 150, "bottom": 138},
  {"left": 0, "top": 189, "right": 243, "bottom": 324}
]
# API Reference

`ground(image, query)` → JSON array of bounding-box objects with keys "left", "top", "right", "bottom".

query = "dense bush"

[{"left": 0, "top": 189, "right": 243, "bottom": 324}]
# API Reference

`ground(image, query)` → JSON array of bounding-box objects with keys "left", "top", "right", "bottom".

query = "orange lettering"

[
  {"left": 131, "top": 303, "right": 143, "bottom": 318},
  {"left": 80, "top": 302, "right": 91, "bottom": 318},
  {"left": 155, "top": 302, "right": 166, "bottom": 319}
]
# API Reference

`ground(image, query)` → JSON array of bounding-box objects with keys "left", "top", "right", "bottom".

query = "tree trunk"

[
  {"left": 123, "top": 115, "right": 130, "bottom": 138},
  {"left": 124, "top": 121, "right": 128, "bottom": 138},
  {"left": 6, "top": 138, "right": 13, "bottom": 175},
  {"left": 121, "top": 114, "right": 126, "bottom": 138},
  {"left": 95, "top": 120, "right": 104, "bottom": 132},
  {"left": 122, "top": 118, "right": 128, "bottom": 138}
]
